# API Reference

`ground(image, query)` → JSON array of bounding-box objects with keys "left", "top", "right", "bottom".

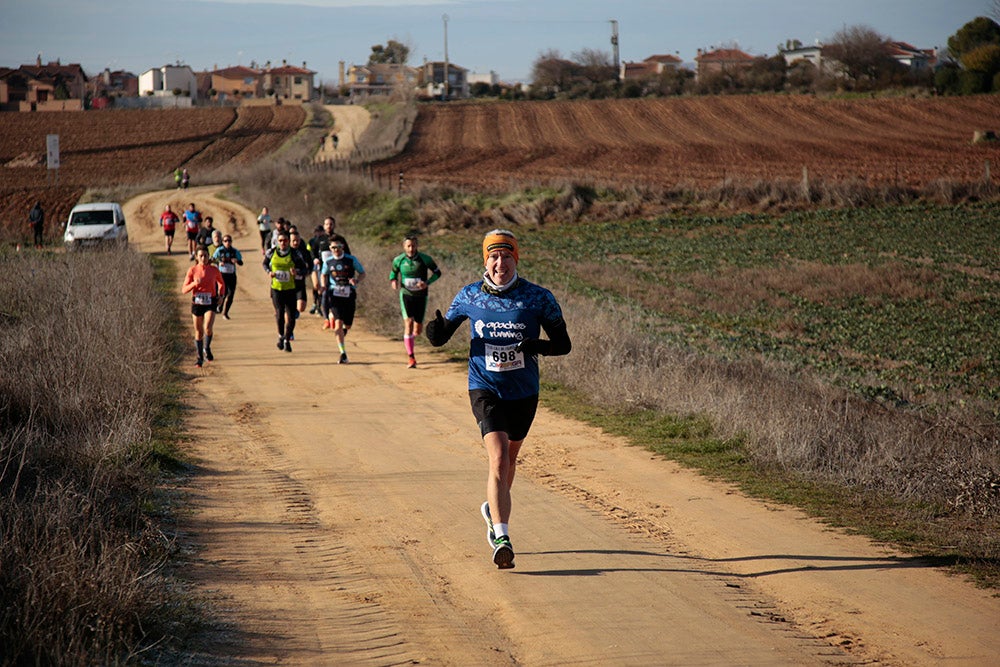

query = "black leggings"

[
  {"left": 221, "top": 273, "right": 237, "bottom": 314},
  {"left": 271, "top": 289, "right": 297, "bottom": 338}
]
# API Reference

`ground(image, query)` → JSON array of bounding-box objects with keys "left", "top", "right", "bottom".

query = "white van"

[{"left": 63, "top": 202, "right": 128, "bottom": 250}]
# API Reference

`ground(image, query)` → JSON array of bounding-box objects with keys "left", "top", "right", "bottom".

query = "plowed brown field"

[
  {"left": 0, "top": 105, "right": 304, "bottom": 242},
  {"left": 378, "top": 96, "right": 1000, "bottom": 190}
]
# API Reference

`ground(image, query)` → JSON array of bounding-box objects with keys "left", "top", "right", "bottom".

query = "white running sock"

[{"left": 494, "top": 522, "right": 509, "bottom": 538}]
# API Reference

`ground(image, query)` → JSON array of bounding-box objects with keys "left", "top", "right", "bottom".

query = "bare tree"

[
  {"left": 823, "top": 24, "right": 902, "bottom": 88},
  {"left": 531, "top": 49, "right": 579, "bottom": 91},
  {"left": 571, "top": 47, "right": 616, "bottom": 83}
]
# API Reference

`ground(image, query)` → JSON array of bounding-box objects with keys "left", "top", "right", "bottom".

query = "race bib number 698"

[{"left": 485, "top": 343, "right": 524, "bottom": 373}]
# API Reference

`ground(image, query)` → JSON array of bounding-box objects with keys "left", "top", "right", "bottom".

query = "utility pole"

[
  {"left": 443, "top": 13, "right": 450, "bottom": 101},
  {"left": 610, "top": 19, "right": 620, "bottom": 83}
]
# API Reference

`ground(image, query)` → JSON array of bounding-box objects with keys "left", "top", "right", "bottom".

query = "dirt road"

[
  {"left": 315, "top": 105, "right": 371, "bottom": 161},
  {"left": 126, "top": 187, "right": 999, "bottom": 665}
]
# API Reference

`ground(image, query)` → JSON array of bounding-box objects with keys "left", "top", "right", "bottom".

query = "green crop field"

[{"left": 434, "top": 203, "right": 1000, "bottom": 415}]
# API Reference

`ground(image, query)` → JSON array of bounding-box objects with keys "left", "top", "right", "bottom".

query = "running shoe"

[
  {"left": 492, "top": 536, "right": 515, "bottom": 569},
  {"left": 339, "top": 352, "right": 348, "bottom": 364},
  {"left": 322, "top": 320, "right": 331, "bottom": 330},
  {"left": 195, "top": 358, "right": 203, "bottom": 368},
  {"left": 284, "top": 340, "right": 292, "bottom": 353},
  {"left": 288, "top": 333, "right": 295, "bottom": 341},
  {"left": 277, "top": 337, "right": 285, "bottom": 350},
  {"left": 223, "top": 312, "right": 231, "bottom": 320},
  {"left": 480, "top": 501, "right": 495, "bottom": 547},
  {"left": 407, "top": 356, "right": 417, "bottom": 369},
  {"left": 205, "top": 348, "right": 214, "bottom": 362}
]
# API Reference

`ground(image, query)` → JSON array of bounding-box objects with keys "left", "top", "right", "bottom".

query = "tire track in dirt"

[{"left": 183, "top": 384, "right": 421, "bottom": 665}]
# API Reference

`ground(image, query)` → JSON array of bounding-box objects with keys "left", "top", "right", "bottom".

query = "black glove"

[
  {"left": 427, "top": 310, "right": 465, "bottom": 346},
  {"left": 425, "top": 310, "right": 449, "bottom": 347}
]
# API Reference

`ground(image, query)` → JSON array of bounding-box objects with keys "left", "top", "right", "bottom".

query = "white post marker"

[{"left": 46, "top": 134, "right": 60, "bottom": 185}]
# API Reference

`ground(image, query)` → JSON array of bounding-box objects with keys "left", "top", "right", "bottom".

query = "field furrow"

[{"left": 380, "top": 96, "right": 1000, "bottom": 190}]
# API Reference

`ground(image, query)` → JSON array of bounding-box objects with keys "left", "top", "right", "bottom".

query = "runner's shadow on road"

[{"left": 516, "top": 549, "right": 967, "bottom": 578}]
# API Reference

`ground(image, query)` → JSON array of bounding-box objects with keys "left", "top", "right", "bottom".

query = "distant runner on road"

[
  {"left": 159, "top": 204, "right": 179, "bottom": 255},
  {"left": 427, "top": 229, "right": 571, "bottom": 569},
  {"left": 389, "top": 235, "right": 441, "bottom": 368},
  {"left": 257, "top": 206, "right": 272, "bottom": 254}
]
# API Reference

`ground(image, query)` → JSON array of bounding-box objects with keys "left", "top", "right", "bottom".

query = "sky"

[{"left": 0, "top": 0, "right": 991, "bottom": 84}]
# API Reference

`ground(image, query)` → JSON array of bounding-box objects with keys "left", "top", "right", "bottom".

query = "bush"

[
  {"left": 0, "top": 249, "right": 185, "bottom": 663},
  {"left": 960, "top": 69, "right": 990, "bottom": 94},
  {"left": 935, "top": 64, "right": 961, "bottom": 94}
]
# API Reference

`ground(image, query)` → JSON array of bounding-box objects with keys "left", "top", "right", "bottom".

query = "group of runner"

[
  {"left": 176, "top": 201, "right": 245, "bottom": 367},
  {"left": 182, "top": 207, "right": 573, "bottom": 568},
  {"left": 159, "top": 201, "right": 219, "bottom": 260},
  {"left": 258, "top": 212, "right": 362, "bottom": 360}
]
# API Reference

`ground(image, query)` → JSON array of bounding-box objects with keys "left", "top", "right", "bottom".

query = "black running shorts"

[
  {"left": 469, "top": 390, "right": 539, "bottom": 442},
  {"left": 401, "top": 293, "right": 428, "bottom": 323},
  {"left": 191, "top": 299, "right": 218, "bottom": 317},
  {"left": 324, "top": 293, "right": 357, "bottom": 326}
]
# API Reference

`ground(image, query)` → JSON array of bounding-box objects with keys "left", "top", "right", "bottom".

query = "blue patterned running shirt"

[{"left": 445, "top": 278, "right": 564, "bottom": 400}]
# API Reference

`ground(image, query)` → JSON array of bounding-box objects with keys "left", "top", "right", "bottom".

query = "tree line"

[
  {"left": 514, "top": 17, "right": 1000, "bottom": 100},
  {"left": 359, "top": 18, "right": 1000, "bottom": 102}
]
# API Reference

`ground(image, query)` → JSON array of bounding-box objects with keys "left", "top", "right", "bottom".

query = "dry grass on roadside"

[
  {"left": 0, "top": 248, "right": 188, "bottom": 664},
  {"left": 540, "top": 294, "right": 999, "bottom": 557}
]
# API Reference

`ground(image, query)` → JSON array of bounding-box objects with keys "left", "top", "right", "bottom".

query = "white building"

[
  {"left": 139, "top": 64, "right": 198, "bottom": 99},
  {"left": 780, "top": 43, "right": 824, "bottom": 71},
  {"left": 467, "top": 70, "right": 499, "bottom": 87}
]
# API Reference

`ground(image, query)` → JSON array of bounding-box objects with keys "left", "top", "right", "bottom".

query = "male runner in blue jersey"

[{"left": 426, "top": 229, "right": 571, "bottom": 569}]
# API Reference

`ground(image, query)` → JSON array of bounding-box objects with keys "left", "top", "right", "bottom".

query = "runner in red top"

[
  {"left": 181, "top": 246, "right": 225, "bottom": 368},
  {"left": 159, "top": 204, "right": 179, "bottom": 255}
]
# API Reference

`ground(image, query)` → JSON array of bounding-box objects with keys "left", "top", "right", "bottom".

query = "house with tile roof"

[
  {"left": 886, "top": 41, "right": 937, "bottom": 71},
  {"left": 211, "top": 65, "right": 263, "bottom": 101},
  {"left": 345, "top": 62, "right": 420, "bottom": 98},
  {"left": 621, "top": 54, "right": 683, "bottom": 81},
  {"left": 262, "top": 61, "right": 315, "bottom": 101},
  {"left": 0, "top": 56, "right": 87, "bottom": 110},
  {"left": 420, "top": 61, "right": 469, "bottom": 99},
  {"left": 694, "top": 48, "right": 759, "bottom": 82},
  {"left": 90, "top": 68, "right": 139, "bottom": 98}
]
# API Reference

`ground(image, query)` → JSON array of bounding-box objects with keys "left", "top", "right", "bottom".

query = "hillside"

[
  {"left": 377, "top": 95, "right": 1000, "bottom": 190},
  {"left": 0, "top": 105, "right": 304, "bottom": 239}
]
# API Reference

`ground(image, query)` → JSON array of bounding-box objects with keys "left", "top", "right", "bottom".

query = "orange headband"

[{"left": 482, "top": 229, "right": 519, "bottom": 264}]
